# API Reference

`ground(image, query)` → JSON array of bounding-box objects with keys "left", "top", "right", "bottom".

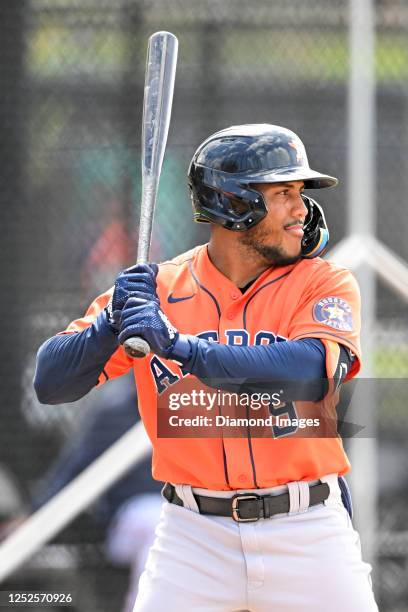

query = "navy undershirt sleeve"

[
  {"left": 33, "top": 311, "right": 119, "bottom": 405},
  {"left": 171, "top": 336, "right": 327, "bottom": 401},
  {"left": 34, "top": 309, "right": 328, "bottom": 405}
]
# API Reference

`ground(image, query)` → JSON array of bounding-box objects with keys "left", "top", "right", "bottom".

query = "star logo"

[
  {"left": 324, "top": 304, "right": 346, "bottom": 321},
  {"left": 313, "top": 297, "right": 353, "bottom": 332}
]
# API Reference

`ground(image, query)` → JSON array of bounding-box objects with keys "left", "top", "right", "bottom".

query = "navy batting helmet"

[{"left": 188, "top": 124, "right": 337, "bottom": 258}]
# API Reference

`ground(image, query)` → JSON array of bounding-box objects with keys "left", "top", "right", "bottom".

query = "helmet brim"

[{"left": 239, "top": 166, "right": 338, "bottom": 189}]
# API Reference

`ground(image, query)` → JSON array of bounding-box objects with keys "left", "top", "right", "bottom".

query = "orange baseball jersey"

[{"left": 63, "top": 244, "right": 361, "bottom": 490}]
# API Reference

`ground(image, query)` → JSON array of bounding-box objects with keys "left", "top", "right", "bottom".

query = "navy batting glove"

[
  {"left": 118, "top": 295, "right": 179, "bottom": 358},
  {"left": 106, "top": 263, "right": 159, "bottom": 333},
  {"left": 112, "top": 263, "right": 159, "bottom": 311}
]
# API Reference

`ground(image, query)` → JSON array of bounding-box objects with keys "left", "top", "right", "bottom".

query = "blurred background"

[{"left": 0, "top": 0, "right": 407, "bottom": 610}]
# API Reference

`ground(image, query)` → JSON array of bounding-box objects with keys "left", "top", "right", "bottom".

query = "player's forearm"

[
  {"left": 33, "top": 311, "right": 119, "bottom": 404},
  {"left": 172, "top": 336, "right": 327, "bottom": 401}
]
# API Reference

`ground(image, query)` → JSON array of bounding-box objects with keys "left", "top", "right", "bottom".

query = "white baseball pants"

[{"left": 133, "top": 475, "right": 378, "bottom": 611}]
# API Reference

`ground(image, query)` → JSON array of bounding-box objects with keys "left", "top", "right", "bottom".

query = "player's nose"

[{"left": 291, "top": 193, "right": 308, "bottom": 220}]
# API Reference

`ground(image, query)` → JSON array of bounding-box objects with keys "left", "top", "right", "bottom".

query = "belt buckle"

[{"left": 231, "top": 494, "right": 260, "bottom": 522}]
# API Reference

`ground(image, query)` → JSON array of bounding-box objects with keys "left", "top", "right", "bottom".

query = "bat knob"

[{"left": 124, "top": 337, "right": 151, "bottom": 359}]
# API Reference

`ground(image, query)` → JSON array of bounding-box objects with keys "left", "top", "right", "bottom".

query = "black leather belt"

[{"left": 162, "top": 482, "right": 330, "bottom": 523}]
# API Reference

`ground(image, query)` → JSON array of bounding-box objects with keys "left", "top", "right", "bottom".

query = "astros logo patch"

[{"left": 313, "top": 296, "right": 353, "bottom": 332}]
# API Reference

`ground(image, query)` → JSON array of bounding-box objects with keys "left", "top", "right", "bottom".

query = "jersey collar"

[{"left": 191, "top": 244, "right": 298, "bottom": 301}]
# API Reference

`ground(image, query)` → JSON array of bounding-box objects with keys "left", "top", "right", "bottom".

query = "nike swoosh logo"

[{"left": 167, "top": 293, "right": 195, "bottom": 303}]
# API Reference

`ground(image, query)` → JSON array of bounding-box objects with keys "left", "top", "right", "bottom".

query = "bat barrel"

[{"left": 143, "top": 32, "right": 178, "bottom": 178}]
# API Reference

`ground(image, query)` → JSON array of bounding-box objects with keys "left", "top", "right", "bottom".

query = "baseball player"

[{"left": 34, "top": 124, "right": 378, "bottom": 611}]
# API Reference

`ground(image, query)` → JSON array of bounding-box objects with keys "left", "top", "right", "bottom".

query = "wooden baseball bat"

[{"left": 124, "top": 31, "right": 178, "bottom": 358}]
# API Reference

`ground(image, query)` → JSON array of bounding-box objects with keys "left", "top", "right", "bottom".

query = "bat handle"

[{"left": 123, "top": 337, "right": 151, "bottom": 359}]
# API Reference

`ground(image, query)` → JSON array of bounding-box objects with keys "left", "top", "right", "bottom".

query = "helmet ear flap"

[{"left": 301, "top": 195, "right": 329, "bottom": 258}]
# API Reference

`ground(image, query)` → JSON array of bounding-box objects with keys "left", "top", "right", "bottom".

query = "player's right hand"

[{"left": 112, "top": 263, "right": 159, "bottom": 311}]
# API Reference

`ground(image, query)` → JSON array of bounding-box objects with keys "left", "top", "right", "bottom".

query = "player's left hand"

[
  {"left": 118, "top": 295, "right": 179, "bottom": 358},
  {"left": 106, "top": 263, "right": 159, "bottom": 333},
  {"left": 112, "top": 263, "right": 159, "bottom": 311}
]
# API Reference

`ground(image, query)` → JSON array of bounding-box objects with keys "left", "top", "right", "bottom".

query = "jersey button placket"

[{"left": 225, "top": 291, "right": 241, "bottom": 320}]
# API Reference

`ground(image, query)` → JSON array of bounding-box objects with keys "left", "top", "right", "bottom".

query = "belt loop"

[
  {"left": 319, "top": 473, "right": 342, "bottom": 508},
  {"left": 174, "top": 484, "right": 200, "bottom": 513},
  {"left": 298, "top": 482, "right": 310, "bottom": 512},
  {"left": 287, "top": 482, "right": 300, "bottom": 514}
]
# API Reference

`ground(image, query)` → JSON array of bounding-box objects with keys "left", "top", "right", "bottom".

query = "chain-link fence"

[{"left": 0, "top": 0, "right": 407, "bottom": 610}]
